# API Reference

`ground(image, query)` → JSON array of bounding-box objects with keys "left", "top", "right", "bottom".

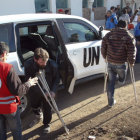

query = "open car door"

[
  {"left": 15, "top": 19, "right": 75, "bottom": 93},
  {"left": 52, "top": 21, "right": 75, "bottom": 93}
]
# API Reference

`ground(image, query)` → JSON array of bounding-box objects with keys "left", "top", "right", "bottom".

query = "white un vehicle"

[{"left": 0, "top": 14, "right": 107, "bottom": 116}]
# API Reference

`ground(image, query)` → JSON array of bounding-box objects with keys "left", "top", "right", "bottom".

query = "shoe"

[
  {"left": 29, "top": 118, "right": 40, "bottom": 128},
  {"left": 108, "top": 100, "right": 116, "bottom": 108},
  {"left": 43, "top": 124, "right": 51, "bottom": 133}
]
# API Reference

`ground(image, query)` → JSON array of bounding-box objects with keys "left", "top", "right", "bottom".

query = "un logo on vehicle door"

[{"left": 0, "top": 78, "right": 2, "bottom": 88}]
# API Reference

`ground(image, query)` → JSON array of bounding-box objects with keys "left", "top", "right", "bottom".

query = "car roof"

[
  {"left": 0, "top": 13, "right": 85, "bottom": 23},
  {"left": 0, "top": 13, "right": 75, "bottom": 24},
  {"left": 0, "top": 13, "right": 99, "bottom": 30}
]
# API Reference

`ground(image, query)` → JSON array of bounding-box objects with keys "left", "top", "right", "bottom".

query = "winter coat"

[
  {"left": 101, "top": 27, "right": 136, "bottom": 65},
  {"left": 105, "top": 15, "right": 118, "bottom": 30}
]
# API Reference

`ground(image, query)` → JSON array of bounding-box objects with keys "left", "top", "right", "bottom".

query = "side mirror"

[
  {"left": 99, "top": 26, "right": 104, "bottom": 39},
  {"left": 99, "top": 26, "right": 104, "bottom": 31}
]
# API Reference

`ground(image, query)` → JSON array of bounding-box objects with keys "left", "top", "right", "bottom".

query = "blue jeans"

[
  {"left": 0, "top": 107, "right": 22, "bottom": 140},
  {"left": 107, "top": 63, "right": 127, "bottom": 106}
]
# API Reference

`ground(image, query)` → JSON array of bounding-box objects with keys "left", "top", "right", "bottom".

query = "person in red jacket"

[{"left": 0, "top": 42, "right": 38, "bottom": 140}]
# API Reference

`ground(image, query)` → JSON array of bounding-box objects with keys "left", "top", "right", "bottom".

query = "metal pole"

[
  {"left": 104, "top": 60, "right": 108, "bottom": 93},
  {"left": 129, "top": 63, "right": 137, "bottom": 103},
  {"left": 39, "top": 72, "right": 59, "bottom": 110},
  {"left": 37, "top": 72, "right": 69, "bottom": 134}
]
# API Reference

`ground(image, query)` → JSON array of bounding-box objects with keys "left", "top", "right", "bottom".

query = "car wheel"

[{"left": 19, "top": 94, "right": 31, "bottom": 118}]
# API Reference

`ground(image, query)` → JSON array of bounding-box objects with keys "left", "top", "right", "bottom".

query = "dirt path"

[{"left": 8, "top": 64, "right": 140, "bottom": 140}]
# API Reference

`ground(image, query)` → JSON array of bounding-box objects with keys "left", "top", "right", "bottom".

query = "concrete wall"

[
  {"left": 105, "top": 0, "right": 120, "bottom": 10},
  {"left": 122, "top": 0, "right": 140, "bottom": 13},
  {"left": 124, "top": 0, "right": 140, "bottom": 9},
  {"left": 50, "top": 0, "right": 56, "bottom": 13},
  {"left": 70, "top": 0, "right": 82, "bottom": 17},
  {"left": 83, "top": 8, "right": 91, "bottom": 20},
  {"left": 0, "top": 0, "right": 35, "bottom": 16},
  {"left": 0, "top": 0, "right": 83, "bottom": 17},
  {"left": 135, "top": 0, "right": 140, "bottom": 9}
]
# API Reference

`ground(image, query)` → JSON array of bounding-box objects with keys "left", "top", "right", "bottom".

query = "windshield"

[{"left": 0, "top": 23, "right": 15, "bottom": 52}]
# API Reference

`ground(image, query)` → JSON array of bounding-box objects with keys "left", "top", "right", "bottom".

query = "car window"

[
  {"left": 64, "top": 22, "right": 97, "bottom": 43},
  {"left": 17, "top": 23, "right": 57, "bottom": 62},
  {"left": 0, "top": 23, "right": 15, "bottom": 52},
  {"left": 19, "top": 25, "right": 48, "bottom": 36},
  {"left": 19, "top": 27, "right": 28, "bottom": 36},
  {"left": 0, "top": 27, "right": 9, "bottom": 44},
  {"left": 38, "top": 25, "right": 47, "bottom": 34}
]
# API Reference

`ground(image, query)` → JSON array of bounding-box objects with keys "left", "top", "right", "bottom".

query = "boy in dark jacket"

[{"left": 101, "top": 20, "right": 136, "bottom": 107}]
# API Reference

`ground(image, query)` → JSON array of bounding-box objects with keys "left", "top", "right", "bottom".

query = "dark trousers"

[
  {"left": 29, "top": 86, "right": 52, "bottom": 125},
  {"left": 0, "top": 107, "right": 22, "bottom": 140}
]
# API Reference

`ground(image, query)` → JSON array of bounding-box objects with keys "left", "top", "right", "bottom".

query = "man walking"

[
  {"left": 0, "top": 41, "right": 38, "bottom": 140},
  {"left": 25, "top": 48, "right": 59, "bottom": 133},
  {"left": 101, "top": 20, "right": 136, "bottom": 107}
]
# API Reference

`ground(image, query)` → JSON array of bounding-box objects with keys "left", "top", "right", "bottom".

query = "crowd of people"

[
  {"left": 102, "top": 1, "right": 140, "bottom": 111},
  {"left": 0, "top": 2, "right": 140, "bottom": 140},
  {"left": 105, "top": 3, "right": 135, "bottom": 30},
  {"left": 105, "top": 2, "right": 140, "bottom": 63}
]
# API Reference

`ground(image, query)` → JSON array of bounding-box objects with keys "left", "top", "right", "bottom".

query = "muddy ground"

[{"left": 8, "top": 64, "right": 140, "bottom": 140}]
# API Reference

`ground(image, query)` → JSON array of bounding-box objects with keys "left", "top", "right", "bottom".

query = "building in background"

[{"left": 0, "top": 0, "right": 140, "bottom": 27}]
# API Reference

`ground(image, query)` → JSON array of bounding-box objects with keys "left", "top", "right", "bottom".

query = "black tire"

[{"left": 19, "top": 94, "right": 31, "bottom": 118}]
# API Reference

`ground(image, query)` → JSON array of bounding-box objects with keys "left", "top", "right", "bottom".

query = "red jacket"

[
  {"left": 0, "top": 62, "right": 30, "bottom": 114},
  {"left": 0, "top": 62, "right": 18, "bottom": 114}
]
